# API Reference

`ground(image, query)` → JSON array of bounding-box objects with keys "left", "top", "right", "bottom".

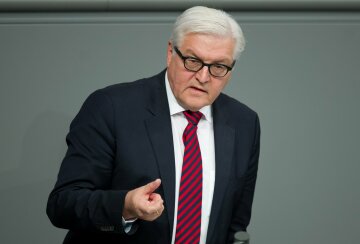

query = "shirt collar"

[{"left": 165, "top": 71, "right": 213, "bottom": 123}]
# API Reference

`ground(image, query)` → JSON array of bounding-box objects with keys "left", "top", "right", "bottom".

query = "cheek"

[
  {"left": 174, "top": 74, "right": 193, "bottom": 91},
  {"left": 171, "top": 76, "right": 188, "bottom": 97}
]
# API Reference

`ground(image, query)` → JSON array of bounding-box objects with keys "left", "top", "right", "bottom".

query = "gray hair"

[{"left": 170, "top": 6, "right": 245, "bottom": 59}]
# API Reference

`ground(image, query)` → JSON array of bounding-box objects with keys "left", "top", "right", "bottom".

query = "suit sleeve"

[
  {"left": 46, "top": 89, "right": 131, "bottom": 234},
  {"left": 227, "top": 113, "right": 261, "bottom": 242}
]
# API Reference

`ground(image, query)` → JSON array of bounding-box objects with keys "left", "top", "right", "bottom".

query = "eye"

[
  {"left": 211, "top": 64, "right": 227, "bottom": 72},
  {"left": 185, "top": 58, "right": 202, "bottom": 68}
]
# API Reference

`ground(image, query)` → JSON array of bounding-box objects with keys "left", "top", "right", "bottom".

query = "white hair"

[{"left": 170, "top": 6, "right": 245, "bottom": 59}]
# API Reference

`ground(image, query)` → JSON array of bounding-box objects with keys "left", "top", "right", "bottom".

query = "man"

[{"left": 47, "top": 6, "right": 260, "bottom": 244}]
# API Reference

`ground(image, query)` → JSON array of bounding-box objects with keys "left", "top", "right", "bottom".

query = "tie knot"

[{"left": 183, "top": 110, "right": 203, "bottom": 126}]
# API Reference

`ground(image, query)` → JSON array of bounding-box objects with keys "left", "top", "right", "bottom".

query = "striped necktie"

[{"left": 175, "top": 110, "right": 203, "bottom": 244}]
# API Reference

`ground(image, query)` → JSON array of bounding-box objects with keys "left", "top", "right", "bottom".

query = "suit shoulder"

[
  {"left": 101, "top": 75, "right": 157, "bottom": 97},
  {"left": 89, "top": 71, "right": 164, "bottom": 104},
  {"left": 216, "top": 93, "right": 260, "bottom": 140},
  {"left": 217, "top": 93, "right": 258, "bottom": 118}
]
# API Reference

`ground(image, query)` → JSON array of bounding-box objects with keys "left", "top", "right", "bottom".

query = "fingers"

[
  {"left": 148, "top": 193, "right": 164, "bottom": 213},
  {"left": 152, "top": 203, "right": 165, "bottom": 218},
  {"left": 149, "top": 192, "right": 162, "bottom": 201},
  {"left": 123, "top": 179, "right": 164, "bottom": 221},
  {"left": 146, "top": 199, "right": 165, "bottom": 220}
]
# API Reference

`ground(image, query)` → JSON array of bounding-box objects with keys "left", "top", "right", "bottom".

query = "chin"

[
  {"left": 186, "top": 103, "right": 208, "bottom": 112},
  {"left": 180, "top": 98, "right": 210, "bottom": 111}
]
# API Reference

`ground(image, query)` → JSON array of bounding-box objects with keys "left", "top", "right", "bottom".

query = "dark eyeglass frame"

[{"left": 174, "top": 46, "right": 236, "bottom": 78}]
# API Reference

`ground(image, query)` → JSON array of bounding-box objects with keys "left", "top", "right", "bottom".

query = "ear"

[{"left": 166, "top": 41, "right": 173, "bottom": 67}]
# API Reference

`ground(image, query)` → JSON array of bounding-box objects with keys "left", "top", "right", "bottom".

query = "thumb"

[{"left": 143, "top": 179, "right": 161, "bottom": 194}]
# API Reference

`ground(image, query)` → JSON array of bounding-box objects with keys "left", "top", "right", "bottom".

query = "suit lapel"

[
  {"left": 144, "top": 72, "right": 176, "bottom": 235},
  {"left": 206, "top": 97, "right": 235, "bottom": 242}
]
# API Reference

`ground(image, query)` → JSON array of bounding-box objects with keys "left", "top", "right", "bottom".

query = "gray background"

[{"left": 0, "top": 2, "right": 360, "bottom": 244}]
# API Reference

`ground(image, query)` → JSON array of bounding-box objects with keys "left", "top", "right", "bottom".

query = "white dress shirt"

[{"left": 165, "top": 73, "right": 216, "bottom": 244}]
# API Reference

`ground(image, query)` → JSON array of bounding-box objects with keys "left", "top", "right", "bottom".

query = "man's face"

[{"left": 167, "top": 33, "right": 236, "bottom": 111}]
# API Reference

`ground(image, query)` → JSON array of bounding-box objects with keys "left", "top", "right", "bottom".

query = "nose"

[{"left": 195, "top": 66, "right": 210, "bottom": 83}]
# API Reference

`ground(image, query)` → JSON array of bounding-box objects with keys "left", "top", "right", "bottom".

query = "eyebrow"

[{"left": 184, "top": 49, "right": 232, "bottom": 65}]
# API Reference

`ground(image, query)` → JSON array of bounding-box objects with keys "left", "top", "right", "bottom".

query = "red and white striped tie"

[{"left": 175, "top": 110, "right": 203, "bottom": 244}]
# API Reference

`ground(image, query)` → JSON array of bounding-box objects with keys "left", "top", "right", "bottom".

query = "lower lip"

[{"left": 189, "top": 87, "right": 206, "bottom": 94}]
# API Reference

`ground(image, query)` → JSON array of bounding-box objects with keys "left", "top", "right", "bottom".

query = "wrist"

[{"left": 123, "top": 191, "right": 136, "bottom": 220}]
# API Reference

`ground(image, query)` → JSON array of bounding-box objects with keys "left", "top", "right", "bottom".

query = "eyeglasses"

[{"left": 174, "top": 46, "right": 235, "bottom": 78}]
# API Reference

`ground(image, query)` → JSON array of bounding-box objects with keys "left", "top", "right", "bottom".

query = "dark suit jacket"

[{"left": 47, "top": 70, "right": 260, "bottom": 244}]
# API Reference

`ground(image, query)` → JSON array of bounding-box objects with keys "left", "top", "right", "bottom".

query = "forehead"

[{"left": 178, "top": 33, "right": 235, "bottom": 62}]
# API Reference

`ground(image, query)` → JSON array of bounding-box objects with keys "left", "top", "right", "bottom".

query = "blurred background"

[{"left": 0, "top": 1, "right": 359, "bottom": 243}]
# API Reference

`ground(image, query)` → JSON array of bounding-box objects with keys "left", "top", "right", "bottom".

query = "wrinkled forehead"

[
  {"left": 176, "top": 32, "right": 237, "bottom": 60},
  {"left": 177, "top": 33, "right": 236, "bottom": 61}
]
